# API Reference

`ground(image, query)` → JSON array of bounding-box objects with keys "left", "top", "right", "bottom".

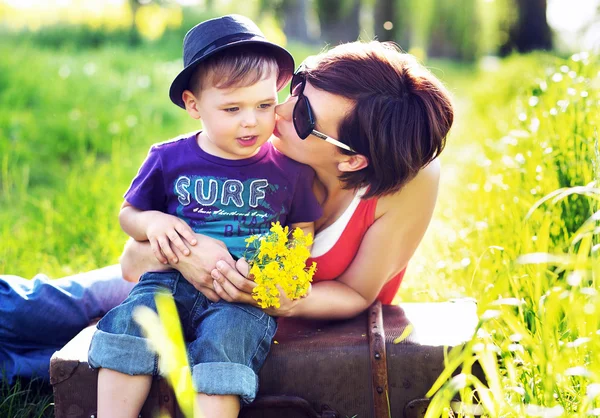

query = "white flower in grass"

[
  {"left": 508, "top": 343, "right": 524, "bottom": 353},
  {"left": 582, "top": 288, "right": 600, "bottom": 297},
  {"left": 564, "top": 366, "right": 592, "bottom": 377},
  {"left": 509, "top": 333, "right": 523, "bottom": 342},
  {"left": 566, "top": 337, "right": 591, "bottom": 348},
  {"left": 472, "top": 343, "right": 500, "bottom": 353},
  {"left": 586, "top": 383, "right": 600, "bottom": 400},
  {"left": 480, "top": 309, "right": 501, "bottom": 321},
  {"left": 567, "top": 271, "right": 584, "bottom": 286},
  {"left": 508, "top": 386, "right": 525, "bottom": 396},
  {"left": 524, "top": 404, "right": 564, "bottom": 417},
  {"left": 492, "top": 298, "right": 524, "bottom": 306},
  {"left": 448, "top": 374, "right": 468, "bottom": 391}
]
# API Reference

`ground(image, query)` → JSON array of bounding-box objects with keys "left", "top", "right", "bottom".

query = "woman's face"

[{"left": 272, "top": 81, "right": 354, "bottom": 166}]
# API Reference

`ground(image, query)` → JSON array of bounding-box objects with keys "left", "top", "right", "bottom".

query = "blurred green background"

[
  {"left": 1, "top": 0, "right": 597, "bottom": 282},
  {"left": 1, "top": 1, "right": 600, "bottom": 416}
]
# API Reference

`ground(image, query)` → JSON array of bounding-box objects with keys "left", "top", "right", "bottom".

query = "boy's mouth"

[{"left": 236, "top": 135, "right": 258, "bottom": 147}]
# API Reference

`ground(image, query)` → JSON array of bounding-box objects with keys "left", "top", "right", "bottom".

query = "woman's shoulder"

[{"left": 374, "top": 159, "right": 441, "bottom": 219}]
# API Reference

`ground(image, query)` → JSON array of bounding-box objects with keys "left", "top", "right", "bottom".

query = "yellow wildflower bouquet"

[{"left": 245, "top": 222, "right": 317, "bottom": 309}]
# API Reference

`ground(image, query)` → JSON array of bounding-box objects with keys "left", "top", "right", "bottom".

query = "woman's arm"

[
  {"left": 120, "top": 238, "right": 170, "bottom": 282},
  {"left": 120, "top": 233, "right": 238, "bottom": 302},
  {"left": 312, "top": 160, "right": 441, "bottom": 316},
  {"left": 212, "top": 160, "right": 441, "bottom": 319}
]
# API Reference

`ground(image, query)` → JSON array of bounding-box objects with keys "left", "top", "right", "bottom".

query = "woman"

[{"left": 0, "top": 40, "right": 452, "bottom": 383}]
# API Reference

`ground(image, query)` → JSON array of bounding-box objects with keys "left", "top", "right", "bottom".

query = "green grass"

[
  {"left": 1, "top": 32, "right": 599, "bottom": 416},
  {"left": 0, "top": 34, "right": 318, "bottom": 278},
  {"left": 402, "top": 52, "right": 599, "bottom": 416},
  {"left": 0, "top": 378, "right": 53, "bottom": 418}
]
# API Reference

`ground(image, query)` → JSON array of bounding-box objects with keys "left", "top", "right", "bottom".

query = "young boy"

[{"left": 88, "top": 15, "right": 322, "bottom": 418}]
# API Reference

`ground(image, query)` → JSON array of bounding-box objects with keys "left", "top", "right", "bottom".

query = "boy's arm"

[
  {"left": 119, "top": 201, "right": 197, "bottom": 264},
  {"left": 119, "top": 201, "right": 154, "bottom": 241}
]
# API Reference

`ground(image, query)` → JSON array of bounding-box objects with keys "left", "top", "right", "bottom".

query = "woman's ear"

[
  {"left": 338, "top": 153, "right": 369, "bottom": 172},
  {"left": 182, "top": 90, "right": 201, "bottom": 119}
]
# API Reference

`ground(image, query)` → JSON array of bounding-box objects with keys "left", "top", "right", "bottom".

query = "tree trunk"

[
  {"left": 282, "top": 0, "right": 312, "bottom": 43},
  {"left": 128, "top": 0, "right": 142, "bottom": 45},
  {"left": 501, "top": 0, "right": 552, "bottom": 54},
  {"left": 374, "top": 0, "right": 395, "bottom": 42},
  {"left": 316, "top": 0, "right": 361, "bottom": 45},
  {"left": 427, "top": 0, "right": 479, "bottom": 61}
]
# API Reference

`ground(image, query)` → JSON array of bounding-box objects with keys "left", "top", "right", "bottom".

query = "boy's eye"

[
  {"left": 259, "top": 103, "right": 273, "bottom": 109},
  {"left": 223, "top": 107, "right": 239, "bottom": 113}
]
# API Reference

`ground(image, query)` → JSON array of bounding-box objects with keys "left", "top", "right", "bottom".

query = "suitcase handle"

[{"left": 242, "top": 395, "right": 339, "bottom": 418}]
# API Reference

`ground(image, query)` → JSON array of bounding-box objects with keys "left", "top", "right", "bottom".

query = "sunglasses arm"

[{"left": 310, "top": 130, "right": 355, "bottom": 153}]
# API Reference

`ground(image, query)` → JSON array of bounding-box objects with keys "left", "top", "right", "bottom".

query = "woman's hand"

[
  {"left": 260, "top": 284, "right": 311, "bottom": 317},
  {"left": 210, "top": 258, "right": 257, "bottom": 305},
  {"left": 120, "top": 233, "right": 236, "bottom": 302},
  {"left": 211, "top": 258, "right": 310, "bottom": 317},
  {"left": 169, "top": 234, "right": 236, "bottom": 300}
]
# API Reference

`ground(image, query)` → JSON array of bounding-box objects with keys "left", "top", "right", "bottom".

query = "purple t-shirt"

[{"left": 124, "top": 132, "right": 322, "bottom": 259}]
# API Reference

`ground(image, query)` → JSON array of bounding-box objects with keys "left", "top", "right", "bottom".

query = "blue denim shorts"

[{"left": 88, "top": 271, "right": 277, "bottom": 404}]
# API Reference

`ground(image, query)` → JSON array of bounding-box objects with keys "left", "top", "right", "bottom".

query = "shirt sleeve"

[
  {"left": 123, "top": 146, "right": 167, "bottom": 211},
  {"left": 287, "top": 164, "right": 323, "bottom": 224}
]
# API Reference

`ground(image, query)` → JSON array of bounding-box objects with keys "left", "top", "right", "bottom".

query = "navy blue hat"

[{"left": 169, "top": 14, "right": 295, "bottom": 109}]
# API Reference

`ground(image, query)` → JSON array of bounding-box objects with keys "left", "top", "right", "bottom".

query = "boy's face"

[{"left": 191, "top": 73, "right": 278, "bottom": 160}]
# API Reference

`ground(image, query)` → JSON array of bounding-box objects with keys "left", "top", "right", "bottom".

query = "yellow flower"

[{"left": 245, "top": 222, "right": 317, "bottom": 308}]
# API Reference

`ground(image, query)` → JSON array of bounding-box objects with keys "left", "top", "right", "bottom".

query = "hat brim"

[{"left": 169, "top": 38, "right": 295, "bottom": 109}]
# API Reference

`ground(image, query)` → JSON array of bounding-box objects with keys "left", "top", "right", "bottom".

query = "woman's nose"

[{"left": 275, "top": 95, "right": 296, "bottom": 120}]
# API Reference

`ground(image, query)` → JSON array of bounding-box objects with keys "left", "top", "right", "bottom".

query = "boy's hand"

[{"left": 145, "top": 213, "right": 197, "bottom": 264}]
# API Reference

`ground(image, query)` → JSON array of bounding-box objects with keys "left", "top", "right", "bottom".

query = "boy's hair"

[
  {"left": 188, "top": 45, "right": 281, "bottom": 95},
  {"left": 305, "top": 41, "right": 454, "bottom": 199}
]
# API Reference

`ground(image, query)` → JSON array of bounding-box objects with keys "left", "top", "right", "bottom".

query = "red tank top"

[{"left": 307, "top": 196, "right": 405, "bottom": 305}]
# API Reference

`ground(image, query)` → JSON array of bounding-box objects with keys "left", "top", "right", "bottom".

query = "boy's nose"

[
  {"left": 241, "top": 111, "right": 258, "bottom": 127},
  {"left": 275, "top": 96, "right": 296, "bottom": 120}
]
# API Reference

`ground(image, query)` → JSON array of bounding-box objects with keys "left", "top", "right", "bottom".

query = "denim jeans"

[
  {"left": 0, "top": 265, "right": 135, "bottom": 383},
  {"left": 88, "top": 271, "right": 277, "bottom": 404}
]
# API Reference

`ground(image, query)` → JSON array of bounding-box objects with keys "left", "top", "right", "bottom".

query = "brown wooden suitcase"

[{"left": 50, "top": 300, "right": 480, "bottom": 418}]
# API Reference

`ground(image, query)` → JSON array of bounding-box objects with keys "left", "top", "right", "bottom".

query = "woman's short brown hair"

[{"left": 305, "top": 41, "right": 453, "bottom": 198}]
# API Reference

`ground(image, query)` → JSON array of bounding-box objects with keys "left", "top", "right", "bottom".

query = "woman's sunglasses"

[{"left": 290, "top": 65, "right": 356, "bottom": 153}]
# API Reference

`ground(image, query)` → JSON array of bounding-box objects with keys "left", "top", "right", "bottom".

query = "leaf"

[
  {"left": 393, "top": 323, "right": 414, "bottom": 344},
  {"left": 133, "top": 292, "right": 198, "bottom": 418}
]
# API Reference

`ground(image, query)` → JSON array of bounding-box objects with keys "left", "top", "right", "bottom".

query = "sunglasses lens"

[
  {"left": 293, "top": 97, "right": 313, "bottom": 139},
  {"left": 290, "top": 73, "right": 302, "bottom": 97}
]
